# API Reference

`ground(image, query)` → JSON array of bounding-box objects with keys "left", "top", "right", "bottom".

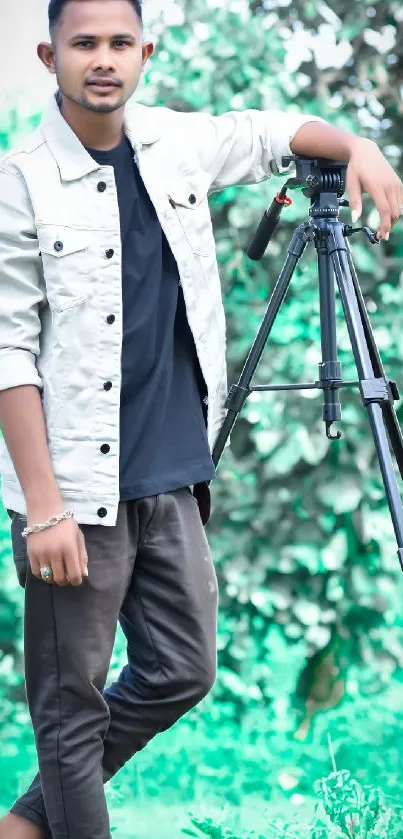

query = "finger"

[
  {"left": 63, "top": 545, "right": 83, "bottom": 587},
  {"left": 347, "top": 167, "right": 362, "bottom": 223},
  {"left": 35, "top": 558, "right": 56, "bottom": 585},
  {"left": 48, "top": 553, "right": 68, "bottom": 587},
  {"left": 40, "top": 567, "right": 58, "bottom": 585},
  {"left": 387, "top": 186, "right": 401, "bottom": 229},
  {"left": 395, "top": 184, "right": 403, "bottom": 223},
  {"left": 28, "top": 551, "right": 43, "bottom": 582},
  {"left": 77, "top": 528, "right": 89, "bottom": 578},
  {"left": 374, "top": 189, "right": 392, "bottom": 240}
]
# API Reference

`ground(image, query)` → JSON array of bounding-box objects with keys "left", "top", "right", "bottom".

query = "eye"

[
  {"left": 113, "top": 40, "right": 130, "bottom": 48},
  {"left": 76, "top": 41, "right": 93, "bottom": 48}
]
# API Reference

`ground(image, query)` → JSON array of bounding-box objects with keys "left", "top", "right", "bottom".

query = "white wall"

[{"left": 0, "top": 0, "right": 53, "bottom": 116}]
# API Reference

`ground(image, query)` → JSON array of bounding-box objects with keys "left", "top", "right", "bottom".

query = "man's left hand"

[{"left": 347, "top": 138, "right": 403, "bottom": 241}]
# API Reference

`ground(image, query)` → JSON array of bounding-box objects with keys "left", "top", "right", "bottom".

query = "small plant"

[{"left": 313, "top": 769, "right": 392, "bottom": 838}]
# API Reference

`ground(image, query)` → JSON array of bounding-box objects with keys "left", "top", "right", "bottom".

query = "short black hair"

[{"left": 48, "top": 0, "right": 143, "bottom": 38}]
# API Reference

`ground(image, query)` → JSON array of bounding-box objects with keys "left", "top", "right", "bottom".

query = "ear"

[
  {"left": 37, "top": 41, "right": 57, "bottom": 75},
  {"left": 141, "top": 41, "right": 154, "bottom": 70}
]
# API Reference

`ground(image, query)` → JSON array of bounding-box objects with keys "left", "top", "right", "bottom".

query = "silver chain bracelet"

[{"left": 22, "top": 509, "right": 75, "bottom": 540}]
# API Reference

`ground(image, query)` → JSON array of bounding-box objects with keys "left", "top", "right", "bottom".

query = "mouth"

[{"left": 87, "top": 81, "right": 120, "bottom": 92}]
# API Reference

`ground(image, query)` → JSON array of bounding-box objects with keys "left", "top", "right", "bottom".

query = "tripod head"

[
  {"left": 246, "top": 154, "right": 378, "bottom": 261},
  {"left": 282, "top": 154, "right": 347, "bottom": 199}
]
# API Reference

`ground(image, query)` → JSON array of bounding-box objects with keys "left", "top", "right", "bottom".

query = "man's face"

[{"left": 42, "top": 0, "right": 153, "bottom": 114}]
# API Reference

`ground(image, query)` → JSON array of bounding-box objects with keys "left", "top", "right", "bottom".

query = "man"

[{"left": 0, "top": 0, "right": 402, "bottom": 837}]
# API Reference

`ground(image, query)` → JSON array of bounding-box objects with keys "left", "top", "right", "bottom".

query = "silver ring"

[{"left": 40, "top": 566, "right": 53, "bottom": 582}]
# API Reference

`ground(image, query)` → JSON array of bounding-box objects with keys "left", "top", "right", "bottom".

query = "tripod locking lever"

[{"left": 344, "top": 225, "right": 380, "bottom": 245}]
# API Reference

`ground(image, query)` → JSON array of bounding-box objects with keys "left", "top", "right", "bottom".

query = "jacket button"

[
  {"left": 100, "top": 444, "right": 110, "bottom": 454},
  {"left": 103, "top": 381, "right": 112, "bottom": 391},
  {"left": 107, "top": 315, "right": 115, "bottom": 324},
  {"left": 105, "top": 249, "right": 114, "bottom": 259},
  {"left": 189, "top": 194, "right": 196, "bottom": 205},
  {"left": 97, "top": 181, "right": 107, "bottom": 192},
  {"left": 97, "top": 507, "right": 107, "bottom": 518},
  {"left": 54, "top": 240, "right": 64, "bottom": 252}
]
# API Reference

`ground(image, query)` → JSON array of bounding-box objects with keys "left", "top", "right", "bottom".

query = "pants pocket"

[{"left": 7, "top": 509, "right": 29, "bottom": 589}]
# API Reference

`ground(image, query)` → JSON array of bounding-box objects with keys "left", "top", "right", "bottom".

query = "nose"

[{"left": 90, "top": 47, "right": 117, "bottom": 73}]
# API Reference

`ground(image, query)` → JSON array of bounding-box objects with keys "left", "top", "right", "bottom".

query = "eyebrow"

[{"left": 70, "top": 33, "right": 137, "bottom": 42}]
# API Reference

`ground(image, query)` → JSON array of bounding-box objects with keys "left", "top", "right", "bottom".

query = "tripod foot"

[{"left": 326, "top": 422, "right": 342, "bottom": 440}]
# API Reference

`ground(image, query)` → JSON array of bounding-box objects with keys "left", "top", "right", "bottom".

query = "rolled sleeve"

[
  {"left": 0, "top": 167, "right": 45, "bottom": 393},
  {"left": 265, "top": 109, "right": 327, "bottom": 174},
  {"left": 0, "top": 348, "right": 43, "bottom": 391},
  {"left": 175, "top": 107, "right": 326, "bottom": 191}
]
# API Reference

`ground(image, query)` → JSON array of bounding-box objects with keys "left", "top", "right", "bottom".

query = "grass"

[{"left": 2, "top": 678, "right": 403, "bottom": 839}]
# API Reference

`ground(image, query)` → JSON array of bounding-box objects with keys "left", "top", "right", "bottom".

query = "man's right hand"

[
  {"left": 0, "top": 385, "right": 89, "bottom": 587},
  {"left": 25, "top": 513, "right": 89, "bottom": 587}
]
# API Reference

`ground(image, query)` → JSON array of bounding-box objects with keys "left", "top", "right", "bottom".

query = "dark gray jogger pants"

[{"left": 7, "top": 487, "right": 219, "bottom": 839}]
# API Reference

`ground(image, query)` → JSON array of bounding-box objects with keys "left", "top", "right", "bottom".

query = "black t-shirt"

[{"left": 86, "top": 135, "right": 215, "bottom": 499}]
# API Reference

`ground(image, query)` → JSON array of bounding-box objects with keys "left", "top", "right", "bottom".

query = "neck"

[{"left": 59, "top": 94, "right": 125, "bottom": 151}]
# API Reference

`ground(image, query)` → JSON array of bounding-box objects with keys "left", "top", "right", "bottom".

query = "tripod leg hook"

[{"left": 326, "top": 421, "right": 342, "bottom": 441}]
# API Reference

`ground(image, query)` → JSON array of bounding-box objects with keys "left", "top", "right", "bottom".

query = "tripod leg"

[
  {"left": 328, "top": 224, "right": 403, "bottom": 564},
  {"left": 316, "top": 231, "right": 342, "bottom": 439},
  {"left": 345, "top": 241, "right": 403, "bottom": 479},
  {"left": 212, "top": 223, "right": 312, "bottom": 466}
]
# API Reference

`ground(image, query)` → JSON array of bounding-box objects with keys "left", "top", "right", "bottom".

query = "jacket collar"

[{"left": 40, "top": 91, "right": 162, "bottom": 182}]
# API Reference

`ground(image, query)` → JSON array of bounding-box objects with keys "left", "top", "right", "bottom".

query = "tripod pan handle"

[{"left": 246, "top": 194, "right": 291, "bottom": 260}]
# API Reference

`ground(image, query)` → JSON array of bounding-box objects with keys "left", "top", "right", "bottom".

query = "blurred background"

[{"left": 1, "top": 0, "right": 403, "bottom": 836}]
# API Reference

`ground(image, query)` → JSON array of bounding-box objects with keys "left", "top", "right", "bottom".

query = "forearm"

[
  {"left": 290, "top": 120, "right": 370, "bottom": 162},
  {"left": 0, "top": 385, "right": 63, "bottom": 514}
]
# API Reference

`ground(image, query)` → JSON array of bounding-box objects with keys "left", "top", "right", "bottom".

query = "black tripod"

[{"left": 212, "top": 154, "right": 403, "bottom": 572}]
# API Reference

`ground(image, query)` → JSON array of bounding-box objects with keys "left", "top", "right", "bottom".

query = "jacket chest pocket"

[
  {"left": 167, "top": 172, "right": 214, "bottom": 257},
  {"left": 37, "top": 225, "right": 91, "bottom": 312}
]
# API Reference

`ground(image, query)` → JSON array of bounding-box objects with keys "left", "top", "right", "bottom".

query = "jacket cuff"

[
  {"left": 269, "top": 112, "right": 327, "bottom": 174},
  {"left": 0, "top": 349, "right": 43, "bottom": 391}
]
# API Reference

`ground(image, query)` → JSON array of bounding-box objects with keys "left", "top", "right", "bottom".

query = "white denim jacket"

[{"left": 0, "top": 92, "right": 322, "bottom": 525}]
